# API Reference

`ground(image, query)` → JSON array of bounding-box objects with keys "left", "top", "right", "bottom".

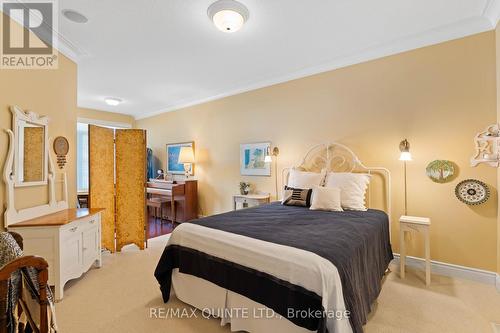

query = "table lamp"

[{"left": 178, "top": 146, "right": 195, "bottom": 178}]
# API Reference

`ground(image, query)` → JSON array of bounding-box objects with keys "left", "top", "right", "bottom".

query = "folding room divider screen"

[{"left": 89, "top": 125, "right": 146, "bottom": 252}]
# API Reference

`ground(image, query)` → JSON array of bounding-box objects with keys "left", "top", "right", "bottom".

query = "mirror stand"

[{"left": 3, "top": 106, "right": 68, "bottom": 228}]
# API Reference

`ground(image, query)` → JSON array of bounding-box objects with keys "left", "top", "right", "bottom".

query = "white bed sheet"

[{"left": 168, "top": 223, "right": 353, "bottom": 333}]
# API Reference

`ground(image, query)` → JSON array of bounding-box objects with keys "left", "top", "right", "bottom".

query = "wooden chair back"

[{"left": 0, "top": 232, "right": 49, "bottom": 333}]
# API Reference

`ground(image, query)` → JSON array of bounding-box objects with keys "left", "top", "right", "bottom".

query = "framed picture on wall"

[
  {"left": 166, "top": 141, "right": 194, "bottom": 175},
  {"left": 240, "top": 142, "right": 271, "bottom": 176}
]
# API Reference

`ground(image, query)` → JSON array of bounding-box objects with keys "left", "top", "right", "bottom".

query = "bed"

[{"left": 155, "top": 143, "right": 393, "bottom": 333}]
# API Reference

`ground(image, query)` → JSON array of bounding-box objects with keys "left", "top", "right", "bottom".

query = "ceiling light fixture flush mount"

[
  {"left": 208, "top": 0, "right": 249, "bottom": 33},
  {"left": 104, "top": 97, "right": 122, "bottom": 106}
]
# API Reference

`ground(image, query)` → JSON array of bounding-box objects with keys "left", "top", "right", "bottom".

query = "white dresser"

[{"left": 9, "top": 208, "right": 103, "bottom": 300}]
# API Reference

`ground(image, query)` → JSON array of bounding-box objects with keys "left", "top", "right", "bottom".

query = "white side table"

[
  {"left": 233, "top": 194, "right": 270, "bottom": 210},
  {"left": 399, "top": 215, "right": 431, "bottom": 286}
]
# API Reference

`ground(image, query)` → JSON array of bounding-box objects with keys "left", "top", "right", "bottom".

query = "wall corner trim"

[{"left": 393, "top": 253, "right": 498, "bottom": 286}]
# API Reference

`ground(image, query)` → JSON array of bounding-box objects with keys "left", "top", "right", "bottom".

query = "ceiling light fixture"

[
  {"left": 104, "top": 97, "right": 122, "bottom": 106},
  {"left": 62, "top": 9, "right": 88, "bottom": 24},
  {"left": 208, "top": 0, "right": 249, "bottom": 33}
]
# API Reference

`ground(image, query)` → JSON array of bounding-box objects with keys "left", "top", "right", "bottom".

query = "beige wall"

[
  {"left": 137, "top": 32, "right": 498, "bottom": 272},
  {"left": 77, "top": 107, "right": 135, "bottom": 127},
  {"left": 0, "top": 23, "right": 78, "bottom": 230}
]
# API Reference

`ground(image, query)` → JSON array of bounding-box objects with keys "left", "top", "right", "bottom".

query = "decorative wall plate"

[
  {"left": 426, "top": 160, "right": 455, "bottom": 183},
  {"left": 53, "top": 136, "right": 69, "bottom": 169},
  {"left": 455, "top": 179, "right": 489, "bottom": 205}
]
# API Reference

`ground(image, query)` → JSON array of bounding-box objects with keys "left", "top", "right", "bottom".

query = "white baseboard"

[{"left": 393, "top": 253, "right": 498, "bottom": 288}]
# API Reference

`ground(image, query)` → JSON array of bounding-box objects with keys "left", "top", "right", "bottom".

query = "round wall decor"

[
  {"left": 53, "top": 136, "right": 69, "bottom": 169},
  {"left": 426, "top": 160, "right": 455, "bottom": 183},
  {"left": 455, "top": 179, "right": 489, "bottom": 205}
]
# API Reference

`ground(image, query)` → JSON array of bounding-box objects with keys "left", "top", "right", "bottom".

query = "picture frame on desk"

[{"left": 166, "top": 141, "right": 194, "bottom": 175}]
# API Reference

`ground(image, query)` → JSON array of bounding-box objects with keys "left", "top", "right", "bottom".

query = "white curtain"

[{"left": 77, "top": 123, "right": 89, "bottom": 192}]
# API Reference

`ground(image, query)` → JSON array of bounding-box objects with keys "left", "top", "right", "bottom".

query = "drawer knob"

[
  {"left": 89, "top": 220, "right": 95, "bottom": 224},
  {"left": 69, "top": 227, "right": 78, "bottom": 232}
]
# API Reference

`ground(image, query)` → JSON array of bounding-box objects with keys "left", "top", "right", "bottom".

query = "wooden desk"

[
  {"left": 77, "top": 191, "right": 89, "bottom": 208},
  {"left": 146, "top": 179, "right": 198, "bottom": 223}
]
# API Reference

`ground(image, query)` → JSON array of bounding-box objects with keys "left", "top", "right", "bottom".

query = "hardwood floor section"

[{"left": 146, "top": 216, "right": 175, "bottom": 239}]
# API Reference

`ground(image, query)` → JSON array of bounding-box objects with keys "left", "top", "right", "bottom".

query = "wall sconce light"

[
  {"left": 399, "top": 139, "right": 411, "bottom": 215},
  {"left": 265, "top": 146, "right": 280, "bottom": 198}
]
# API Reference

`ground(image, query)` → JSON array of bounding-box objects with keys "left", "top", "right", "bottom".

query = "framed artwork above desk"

[{"left": 166, "top": 142, "right": 194, "bottom": 175}]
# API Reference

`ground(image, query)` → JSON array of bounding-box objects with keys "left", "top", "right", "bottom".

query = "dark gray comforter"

[{"left": 155, "top": 203, "right": 393, "bottom": 333}]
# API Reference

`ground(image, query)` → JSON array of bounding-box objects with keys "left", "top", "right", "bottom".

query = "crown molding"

[
  {"left": 134, "top": 16, "right": 493, "bottom": 120},
  {"left": 77, "top": 117, "right": 132, "bottom": 129},
  {"left": 0, "top": 0, "right": 87, "bottom": 63},
  {"left": 483, "top": 0, "right": 500, "bottom": 28},
  {"left": 53, "top": 30, "right": 88, "bottom": 63}
]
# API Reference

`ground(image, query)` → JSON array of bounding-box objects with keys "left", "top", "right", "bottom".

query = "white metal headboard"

[{"left": 282, "top": 142, "right": 392, "bottom": 223}]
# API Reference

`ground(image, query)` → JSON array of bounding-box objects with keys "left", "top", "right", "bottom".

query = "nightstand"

[
  {"left": 399, "top": 215, "right": 431, "bottom": 286},
  {"left": 233, "top": 194, "right": 270, "bottom": 210}
]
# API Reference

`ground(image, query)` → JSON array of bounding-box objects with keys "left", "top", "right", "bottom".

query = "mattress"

[{"left": 155, "top": 203, "right": 393, "bottom": 333}]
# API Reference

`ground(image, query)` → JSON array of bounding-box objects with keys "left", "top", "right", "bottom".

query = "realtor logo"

[{"left": 1, "top": 0, "right": 58, "bottom": 69}]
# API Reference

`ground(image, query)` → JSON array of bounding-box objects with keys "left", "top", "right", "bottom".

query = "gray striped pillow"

[{"left": 281, "top": 186, "right": 313, "bottom": 207}]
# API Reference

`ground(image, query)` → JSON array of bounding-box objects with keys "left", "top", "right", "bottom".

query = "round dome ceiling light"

[
  {"left": 62, "top": 9, "right": 88, "bottom": 24},
  {"left": 104, "top": 97, "right": 122, "bottom": 106},
  {"left": 208, "top": 0, "right": 249, "bottom": 33}
]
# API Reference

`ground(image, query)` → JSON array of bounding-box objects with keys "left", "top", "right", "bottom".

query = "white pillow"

[
  {"left": 287, "top": 168, "right": 326, "bottom": 189},
  {"left": 325, "top": 172, "right": 371, "bottom": 211},
  {"left": 310, "top": 186, "right": 343, "bottom": 212}
]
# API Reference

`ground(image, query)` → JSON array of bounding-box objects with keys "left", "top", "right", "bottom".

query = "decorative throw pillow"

[
  {"left": 281, "top": 186, "right": 313, "bottom": 207},
  {"left": 287, "top": 168, "right": 326, "bottom": 189},
  {"left": 325, "top": 172, "right": 371, "bottom": 211},
  {"left": 309, "top": 186, "right": 343, "bottom": 212}
]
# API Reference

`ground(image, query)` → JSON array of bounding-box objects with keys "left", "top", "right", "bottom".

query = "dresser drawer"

[
  {"left": 60, "top": 222, "right": 81, "bottom": 240},
  {"left": 233, "top": 195, "right": 270, "bottom": 210},
  {"left": 234, "top": 197, "right": 258, "bottom": 206},
  {"left": 60, "top": 216, "right": 98, "bottom": 238}
]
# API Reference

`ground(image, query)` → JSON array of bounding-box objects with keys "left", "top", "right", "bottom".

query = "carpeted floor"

[{"left": 55, "top": 235, "right": 500, "bottom": 333}]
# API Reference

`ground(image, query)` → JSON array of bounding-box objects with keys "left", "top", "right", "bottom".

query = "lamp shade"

[
  {"left": 178, "top": 147, "right": 195, "bottom": 164},
  {"left": 399, "top": 139, "right": 412, "bottom": 161},
  {"left": 399, "top": 151, "right": 412, "bottom": 161}
]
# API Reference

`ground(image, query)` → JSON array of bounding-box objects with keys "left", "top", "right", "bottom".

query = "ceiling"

[{"left": 54, "top": 0, "right": 500, "bottom": 119}]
